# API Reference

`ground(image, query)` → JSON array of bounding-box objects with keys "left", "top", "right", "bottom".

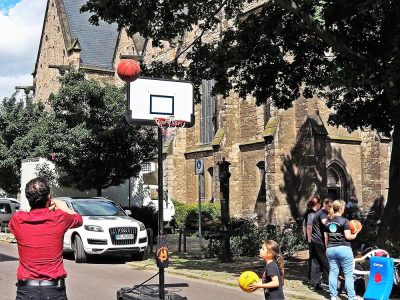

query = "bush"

[
  {"left": 172, "top": 200, "right": 220, "bottom": 229},
  {"left": 230, "top": 218, "right": 269, "bottom": 257},
  {"left": 204, "top": 218, "right": 306, "bottom": 259}
]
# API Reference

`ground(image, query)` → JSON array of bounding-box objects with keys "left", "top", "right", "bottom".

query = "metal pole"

[
  {"left": 198, "top": 175, "right": 202, "bottom": 252},
  {"left": 126, "top": 83, "right": 130, "bottom": 112},
  {"left": 127, "top": 83, "right": 132, "bottom": 212},
  {"left": 128, "top": 177, "right": 131, "bottom": 210},
  {"left": 157, "top": 127, "right": 165, "bottom": 300}
]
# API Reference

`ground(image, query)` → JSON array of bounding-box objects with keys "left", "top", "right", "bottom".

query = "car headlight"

[
  {"left": 84, "top": 225, "right": 104, "bottom": 232},
  {"left": 138, "top": 222, "right": 146, "bottom": 231}
]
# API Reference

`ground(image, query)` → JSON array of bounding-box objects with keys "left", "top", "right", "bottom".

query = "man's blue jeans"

[{"left": 326, "top": 245, "right": 355, "bottom": 300}]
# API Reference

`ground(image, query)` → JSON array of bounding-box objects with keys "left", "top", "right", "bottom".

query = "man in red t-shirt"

[{"left": 9, "top": 177, "right": 83, "bottom": 300}]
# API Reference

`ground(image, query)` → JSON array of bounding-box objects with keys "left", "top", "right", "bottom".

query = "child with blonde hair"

[{"left": 250, "top": 239, "right": 285, "bottom": 299}]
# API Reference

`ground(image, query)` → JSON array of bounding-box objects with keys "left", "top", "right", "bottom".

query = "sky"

[{"left": 0, "top": 0, "right": 46, "bottom": 101}]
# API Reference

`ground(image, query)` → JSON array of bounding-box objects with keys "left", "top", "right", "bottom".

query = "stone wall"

[{"left": 34, "top": 0, "right": 67, "bottom": 103}]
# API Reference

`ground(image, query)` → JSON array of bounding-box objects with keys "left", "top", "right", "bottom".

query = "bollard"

[
  {"left": 146, "top": 228, "right": 154, "bottom": 254},
  {"left": 209, "top": 226, "right": 215, "bottom": 257},
  {"left": 183, "top": 227, "right": 187, "bottom": 253},
  {"left": 178, "top": 228, "right": 182, "bottom": 252}
]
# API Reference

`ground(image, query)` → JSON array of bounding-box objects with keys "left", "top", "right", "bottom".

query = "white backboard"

[{"left": 128, "top": 77, "right": 194, "bottom": 126}]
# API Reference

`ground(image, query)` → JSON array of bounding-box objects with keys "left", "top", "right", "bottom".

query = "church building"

[{"left": 30, "top": 0, "right": 391, "bottom": 224}]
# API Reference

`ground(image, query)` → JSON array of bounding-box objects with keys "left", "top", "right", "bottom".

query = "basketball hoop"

[{"left": 154, "top": 117, "right": 186, "bottom": 139}]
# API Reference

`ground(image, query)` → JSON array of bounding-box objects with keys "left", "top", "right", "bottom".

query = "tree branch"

[
  {"left": 174, "top": 0, "right": 229, "bottom": 62},
  {"left": 274, "top": 0, "right": 367, "bottom": 62}
]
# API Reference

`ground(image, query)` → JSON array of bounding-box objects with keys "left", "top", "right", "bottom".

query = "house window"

[
  {"left": 141, "top": 162, "right": 152, "bottom": 173},
  {"left": 0, "top": 203, "right": 12, "bottom": 214},
  {"left": 200, "top": 79, "right": 216, "bottom": 144}
]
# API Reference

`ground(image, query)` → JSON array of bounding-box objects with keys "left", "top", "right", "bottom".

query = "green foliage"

[
  {"left": 172, "top": 199, "right": 220, "bottom": 229},
  {"left": 0, "top": 95, "right": 52, "bottom": 194},
  {"left": 206, "top": 218, "right": 306, "bottom": 258},
  {"left": 35, "top": 162, "right": 58, "bottom": 187},
  {"left": 229, "top": 218, "right": 269, "bottom": 257},
  {"left": 81, "top": 0, "right": 400, "bottom": 133},
  {"left": 49, "top": 70, "right": 157, "bottom": 194}
]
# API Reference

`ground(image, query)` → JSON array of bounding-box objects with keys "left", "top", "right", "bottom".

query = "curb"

[{"left": 126, "top": 261, "right": 327, "bottom": 300}]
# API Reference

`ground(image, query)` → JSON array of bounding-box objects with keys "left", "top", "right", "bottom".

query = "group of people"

[
  {"left": 8, "top": 177, "right": 363, "bottom": 300},
  {"left": 303, "top": 196, "right": 362, "bottom": 300}
]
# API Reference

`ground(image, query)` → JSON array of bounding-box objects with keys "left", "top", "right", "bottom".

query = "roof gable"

[{"left": 62, "top": 0, "right": 119, "bottom": 70}]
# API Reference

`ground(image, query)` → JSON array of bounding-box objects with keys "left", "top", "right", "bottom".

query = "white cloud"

[{"left": 0, "top": 0, "right": 46, "bottom": 100}]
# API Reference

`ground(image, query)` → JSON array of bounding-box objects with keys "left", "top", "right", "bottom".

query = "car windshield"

[{"left": 71, "top": 200, "right": 126, "bottom": 216}]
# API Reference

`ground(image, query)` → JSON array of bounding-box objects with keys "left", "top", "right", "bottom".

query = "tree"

[
  {"left": 49, "top": 70, "right": 157, "bottom": 196},
  {"left": 81, "top": 0, "right": 400, "bottom": 240},
  {"left": 0, "top": 95, "right": 51, "bottom": 195}
]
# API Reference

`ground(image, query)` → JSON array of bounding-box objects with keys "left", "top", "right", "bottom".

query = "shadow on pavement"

[
  {"left": 0, "top": 253, "right": 18, "bottom": 262},
  {"left": 63, "top": 252, "right": 132, "bottom": 265}
]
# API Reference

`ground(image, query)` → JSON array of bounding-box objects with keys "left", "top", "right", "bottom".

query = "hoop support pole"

[{"left": 157, "top": 126, "right": 165, "bottom": 300}]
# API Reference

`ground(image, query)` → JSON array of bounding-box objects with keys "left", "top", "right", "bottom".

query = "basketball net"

[{"left": 154, "top": 117, "right": 186, "bottom": 140}]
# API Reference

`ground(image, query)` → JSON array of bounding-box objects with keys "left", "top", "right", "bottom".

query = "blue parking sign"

[{"left": 195, "top": 159, "right": 204, "bottom": 175}]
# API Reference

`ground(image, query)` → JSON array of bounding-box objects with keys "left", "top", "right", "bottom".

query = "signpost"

[{"left": 195, "top": 158, "right": 204, "bottom": 251}]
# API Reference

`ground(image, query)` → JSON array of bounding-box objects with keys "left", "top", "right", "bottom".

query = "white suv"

[{"left": 57, "top": 197, "right": 148, "bottom": 263}]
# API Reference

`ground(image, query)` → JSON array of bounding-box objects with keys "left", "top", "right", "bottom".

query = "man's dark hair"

[{"left": 25, "top": 177, "right": 50, "bottom": 209}]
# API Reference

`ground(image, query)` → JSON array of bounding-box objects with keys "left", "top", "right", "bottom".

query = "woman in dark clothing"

[{"left": 325, "top": 200, "right": 360, "bottom": 300}]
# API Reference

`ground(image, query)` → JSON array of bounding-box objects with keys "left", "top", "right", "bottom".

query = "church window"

[
  {"left": 207, "top": 167, "right": 214, "bottom": 201},
  {"left": 200, "top": 79, "right": 217, "bottom": 144},
  {"left": 327, "top": 163, "right": 348, "bottom": 201},
  {"left": 256, "top": 161, "right": 266, "bottom": 203}
]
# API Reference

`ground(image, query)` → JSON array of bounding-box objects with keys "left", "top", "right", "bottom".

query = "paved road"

[{"left": 0, "top": 243, "right": 262, "bottom": 300}]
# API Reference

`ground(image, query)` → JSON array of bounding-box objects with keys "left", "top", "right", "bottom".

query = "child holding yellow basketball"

[{"left": 250, "top": 239, "right": 285, "bottom": 299}]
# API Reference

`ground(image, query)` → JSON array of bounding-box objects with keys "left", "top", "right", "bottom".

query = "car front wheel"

[{"left": 73, "top": 235, "right": 88, "bottom": 263}]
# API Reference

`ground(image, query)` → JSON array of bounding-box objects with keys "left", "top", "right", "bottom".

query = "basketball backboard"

[{"left": 127, "top": 77, "right": 194, "bottom": 127}]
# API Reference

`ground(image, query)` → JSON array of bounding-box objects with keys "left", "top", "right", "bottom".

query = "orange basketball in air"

[
  {"left": 238, "top": 271, "right": 261, "bottom": 293},
  {"left": 349, "top": 219, "right": 362, "bottom": 234},
  {"left": 117, "top": 59, "right": 141, "bottom": 82}
]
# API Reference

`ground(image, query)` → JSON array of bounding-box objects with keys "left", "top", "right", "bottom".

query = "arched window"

[
  {"left": 254, "top": 161, "right": 267, "bottom": 224},
  {"left": 200, "top": 80, "right": 217, "bottom": 144},
  {"left": 207, "top": 167, "right": 214, "bottom": 202},
  {"left": 256, "top": 161, "right": 266, "bottom": 203},
  {"left": 327, "top": 163, "right": 348, "bottom": 201}
]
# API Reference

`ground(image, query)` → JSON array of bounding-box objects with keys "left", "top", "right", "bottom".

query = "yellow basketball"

[{"left": 238, "top": 271, "right": 261, "bottom": 293}]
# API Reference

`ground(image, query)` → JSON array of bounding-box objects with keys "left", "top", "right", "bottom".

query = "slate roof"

[{"left": 63, "top": 0, "right": 119, "bottom": 70}]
